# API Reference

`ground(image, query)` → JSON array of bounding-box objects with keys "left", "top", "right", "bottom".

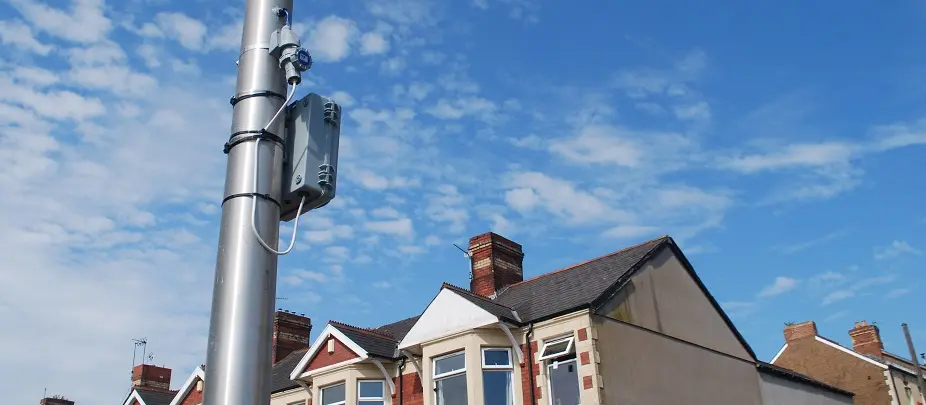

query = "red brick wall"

[
  {"left": 179, "top": 378, "right": 203, "bottom": 405},
  {"left": 393, "top": 371, "right": 424, "bottom": 405},
  {"left": 519, "top": 341, "right": 542, "bottom": 405},
  {"left": 306, "top": 337, "right": 360, "bottom": 372},
  {"left": 273, "top": 311, "right": 312, "bottom": 365},
  {"left": 775, "top": 338, "right": 890, "bottom": 405},
  {"left": 784, "top": 321, "right": 818, "bottom": 342}
]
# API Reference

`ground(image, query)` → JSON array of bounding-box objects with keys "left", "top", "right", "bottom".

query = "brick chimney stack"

[
  {"left": 849, "top": 320, "right": 884, "bottom": 359},
  {"left": 784, "top": 321, "right": 818, "bottom": 342},
  {"left": 132, "top": 364, "right": 172, "bottom": 391},
  {"left": 40, "top": 396, "right": 74, "bottom": 405},
  {"left": 272, "top": 310, "right": 312, "bottom": 364},
  {"left": 468, "top": 232, "right": 524, "bottom": 297}
]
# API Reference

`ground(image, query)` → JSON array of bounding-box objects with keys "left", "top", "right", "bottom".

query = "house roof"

[
  {"left": 135, "top": 388, "right": 178, "bottom": 405},
  {"left": 440, "top": 283, "right": 521, "bottom": 323},
  {"left": 492, "top": 236, "right": 668, "bottom": 322},
  {"left": 295, "top": 234, "right": 757, "bottom": 377},
  {"left": 757, "top": 361, "right": 854, "bottom": 397},
  {"left": 271, "top": 348, "right": 308, "bottom": 393},
  {"left": 331, "top": 321, "right": 406, "bottom": 359}
]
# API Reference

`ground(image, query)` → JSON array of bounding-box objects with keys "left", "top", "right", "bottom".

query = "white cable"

[
  {"left": 264, "top": 83, "right": 297, "bottom": 132},
  {"left": 251, "top": 83, "right": 301, "bottom": 255}
]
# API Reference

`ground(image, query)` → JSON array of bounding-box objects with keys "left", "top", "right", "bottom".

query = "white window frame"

[
  {"left": 545, "top": 355, "right": 581, "bottom": 405},
  {"left": 481, "top": 347, "right": 513, "bottom": 369},
  {"left": 433, "top": 350, "right": 467, "bottom": 405},
  {"left": 481, "top": 347, "right": 515, "bottom": 405},
  {"left": 358, "top": 379, "right": 386, "bottom": 404},
  {"left": 320, "top": 382, "right": 346, "bottom": 405},
  {"left": 433, "top": 351, "right": 467, "bottom": 379},
  {"left": 537, "top": 335, "right": 575, "bottom": 361}
]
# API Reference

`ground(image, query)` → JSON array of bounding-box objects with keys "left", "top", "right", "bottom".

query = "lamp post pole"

[{"left": 202, "top": 1, "right": 293, "bottom": 404}]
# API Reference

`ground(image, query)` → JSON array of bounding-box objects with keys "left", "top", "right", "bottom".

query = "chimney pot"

[
  {"left": 784, "top": 321, "right": 818, "bottom": 342},
  {"left": 468, "top": 232, "right": 524, "bottom": 297},
  {"left": 849, "top": 320, "right": 884, "bottom": 359}
]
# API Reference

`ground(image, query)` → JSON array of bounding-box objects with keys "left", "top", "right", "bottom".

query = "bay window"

[
  {"left": 358, "top": 380, "right": 386, "bottom": 405},
  {"left": 433, "top": 351, "right": 467, "bottom": 405},
  {"left": 539, "top": 336, "right": 580, "bottom": 405},
  {"left": 320, "top": 382, "right": 346, "bottom": 405},
  {"left": 482, "top": 348, "right": 514, "bottom": 405}
]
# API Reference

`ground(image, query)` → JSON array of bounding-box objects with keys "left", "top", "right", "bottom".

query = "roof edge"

[{"left": 757, "top": 361, "right": 855, "bottom": 397}]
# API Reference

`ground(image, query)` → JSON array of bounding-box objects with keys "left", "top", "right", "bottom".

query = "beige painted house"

[
  {"left": 278, "top": 232, "right": 852, "bottom": 405},
  {"left": 132, "top": 232, "right": 853, "bottom": 405}
]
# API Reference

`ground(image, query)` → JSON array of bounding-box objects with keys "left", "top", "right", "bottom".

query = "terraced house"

[
  {"left": 124, "top": 231, "right": 854, "bottom": 405},
  {"left": 279, "top": 232, "right": 852, "bottom": 405}
]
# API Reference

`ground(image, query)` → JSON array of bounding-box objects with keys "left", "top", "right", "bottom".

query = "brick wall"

[
  {"left": 179, "top": 378, "right": 204, "bottom": 405},
  {"left": 393, "top": 371, "right": 424, "bottom": 405},
  {"left": 306, "top": 337, "right": 360, "bottom": 372},
  {"left": 519, "top": 341, "right": 542, "bottom": 405},
  {"left": 468, "top": 232, "right": 524, "bottom": 297},
  {"left": 775, "top": 338, "right": 890, "bottom": 405}
]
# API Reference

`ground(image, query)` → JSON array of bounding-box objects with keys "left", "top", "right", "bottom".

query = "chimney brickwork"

[
  {"left": 272, "top": 310, "right": 312, "bottom": 364},
  {"left": 132, "top": 364, "right": 172, "bottom": 391},
  {"left": 784, "top": 321, "right": 818, "bottom": 342},
  {"left": 40, "top": 397, "right": 74, "bottom": 405},
  {"left": 849, "top": 320, "right": 884, "bottom": 359},
  {"left": 468, "top": 232, "right": 524, "bottom": 297}
]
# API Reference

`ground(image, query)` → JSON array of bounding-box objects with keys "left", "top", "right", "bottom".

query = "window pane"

[
  {"left": 435, "top": 352, "right": 465, "bottom": 375},
  {"left": 542, "top": 340, "right": 570, "bottom": 357},
  {"left": 358, "top": 381, "right": 383, "bottom": 398},
  {"left": 321, "top": 383, "right": 345, "bottom": 405},
  {"left": 549, "top": 360, "right": 580, "bottom": 405},
  {"left": 435, "top": 373, "right": 468, "bottom": 405},
  {"left": 483, "top": 349, "right": 511, "bottom": 367},
  {"left": 483, "top": 370, "right": 513, "bottom": 405}
]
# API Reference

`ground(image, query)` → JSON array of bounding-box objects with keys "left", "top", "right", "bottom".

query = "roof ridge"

[
  {"left": 441, "top": 282, "right": 513, "bottom": 308},
  {"left": 330, "top": 320, "right": 398, "bottom": 340},
  {"left": 373, "top": 315, "right": 420, "bottom": 331},
  {"left": 503, "top": 235, "right": 671, "bottom": 289}
]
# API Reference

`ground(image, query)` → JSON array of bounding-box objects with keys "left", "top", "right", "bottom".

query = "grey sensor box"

[{"left": 280, "top": 92, "right": 341, "bottom": 222}]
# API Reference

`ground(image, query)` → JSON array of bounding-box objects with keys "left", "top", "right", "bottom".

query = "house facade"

[
  {"left": 771, "top": 320, "right": 926, "bottom": 405},
  {"left": 119, "top": 231, "right": 853, "bottom": 405},
  {"left": 281, "top": 232, "right": 852, "bottom": 405}
]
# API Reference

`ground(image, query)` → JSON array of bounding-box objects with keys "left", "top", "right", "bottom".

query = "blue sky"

[{"left": 1, "top": 0, "right": 924, "bottom": 403}]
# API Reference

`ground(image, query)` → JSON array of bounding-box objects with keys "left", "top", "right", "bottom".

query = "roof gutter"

[{"left": 526, "top": 322, "right": 536, "bottom": 405}]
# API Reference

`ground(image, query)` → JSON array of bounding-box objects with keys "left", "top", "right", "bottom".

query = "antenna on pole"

[
  {"left": 452, "top": 243, "right": 471, "bottom": 258},
  {"left": 453, "top": 243, "right": 474, "bottom": 280}
]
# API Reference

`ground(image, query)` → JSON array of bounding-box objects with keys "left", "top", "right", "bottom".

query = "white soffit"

[{"left": 399, "top": 288, "right": 499, "bottom": 349}]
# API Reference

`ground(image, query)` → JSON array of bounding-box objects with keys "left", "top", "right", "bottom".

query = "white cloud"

[
  {"left": 372, "top": 206, "right": 402, "bottom": 218},
  {"left": 305, "top": 16, "right": 358, "bottom": 62},
  {"left": 425, "top": 185, "right": 469, "bottom": 233},
  {"left": 331, "top": 91, "right": 355, "bottom": 107},
  {"left": 365, "top": 218, "right": 414, "bottom": 237},
  {"left": 425, "top": 97, "right": 496, "bottom": 121},
  {"left": 874, "top": 240, "right": 921, "bottom": 260},
  {"left": 360, "top": 31, "right": 390, "bottom": 55},
  {"left": 304, "top": 225, "right": 354, "bottom": 244},
  {"left": 822, "top": 289, "right": 854, "bottom": 305},
  {"left": 758, "top": 277, "right": 798, "bottom": 298},
  {"left": 602, "top": 225, "right": 660, "bottom": 239},
  {"left": 152, "top": 12, "right": 208, "bottom": 50},
  {"left": 7, "top": 0, "right": 112, "bottom": 44},
  {"left": 504, "top": 171, "right": 631, "bottom": 225},
  {"left": 0, "top": 20, "right": 53, "bottom": 54}
]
